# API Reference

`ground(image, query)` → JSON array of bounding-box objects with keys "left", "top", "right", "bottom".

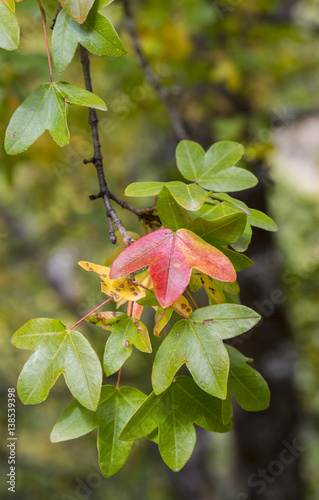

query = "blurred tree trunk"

[{"left": 232, "top": 163, "right": 304, "bottom": 500}]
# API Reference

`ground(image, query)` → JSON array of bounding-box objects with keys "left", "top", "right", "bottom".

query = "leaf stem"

[
  {"left": 37, "top": 0, "right": 54, "bottom": 83},
  {"left": 68, "top": 297, "right": 113, "bottom": 331},
  {"left": 79, "top": 45, "right": 136, "bottom": 247},
  {"left": 116, "top": 368, "right": 122, "bottom": 389}
]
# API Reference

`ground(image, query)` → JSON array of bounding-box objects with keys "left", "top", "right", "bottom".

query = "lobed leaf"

[
  {"left": 11, "top": 318, "right": 102, "bottom": 411},
  {"left": 176, "top": 140, "right": 257, "bottom": 192},
  {"left": 52, "top": 8, "right": 126, "bottom": 73},
  {"left": 5, "top": 82, "right": 106, "bottom": 155},
  {"left": 110, "top": 228, "right": 236, "bottom": 308},
  {"left": 120, "top": 376, "right": 232, "bottom": 472},
  {"left": 51, "top": 385, "right": 147, "bottom": 477},
  {"left": 152, "top": 304, "right": 261, "bottom": 398}
]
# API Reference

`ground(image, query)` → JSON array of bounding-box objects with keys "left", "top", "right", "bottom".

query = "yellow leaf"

[{"left": 78, "top": 261, "right": 145, "bottom": 302}]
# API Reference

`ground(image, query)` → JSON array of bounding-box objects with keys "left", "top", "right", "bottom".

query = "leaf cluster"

[{"left": 11, "top": 137, "right": 274, "bottom": 475}]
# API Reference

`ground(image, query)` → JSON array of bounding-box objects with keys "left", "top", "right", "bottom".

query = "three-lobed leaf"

[
  {"left": 5, "top": 82, "right": 106, "bottom": 155},
  {"left": 176, "top": 140, "right": 257, "bottom": 192},
  {"left": 120, "top": 376, "right": 232, "bottom": 472},
  {"left": 51, "top": 385, "right": 147, "bottom": 477},
  {"left": 52, "top": 7, "right": 126, "bottom": 74},
  {"left": 152, "top": 304, "right": 261, "bottom": 399},
  {"left": 110, "top": 227, "right": 236, "bottom": 308},
  {"left": 11, "top": 318, "right": 102, "bottom": 411}
]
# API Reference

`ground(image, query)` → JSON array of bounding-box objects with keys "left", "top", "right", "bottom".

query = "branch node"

[{"left": 89, "top": 192, "right": 104, "bottom": 200}]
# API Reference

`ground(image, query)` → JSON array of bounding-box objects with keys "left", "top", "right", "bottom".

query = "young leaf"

[
  {"left": 176, "top": 140, "right": 257, "bottom": 192},
  {"left": 110, "top": 228, "right": 236, "bottom": 308},
  {"left": 86, "top": 312, "right": 152, "bottom": 375},
  {"left": 222, "top": 345, "right": 270, "bottom": 424},
  {"left": 78, "top": 261, "right": 145, "bottom": 302},
  {"left": 0, "top": 2, "right": 19, "bottom": 51},
  {"left": 119, "top": 376, "right": 232, "bottom": 472},
  {"left": 152, "top": 304, "right": 261, "bottom": 398},
  {"left": 5, "top": 82, "right": 106, "bottom": 155},
  {"left": 125, "top": 181, "right": 209, "bottom": 211},
  {"left": 59, "top": 0, "right": 95, "bottom": 23},
  {"left": 11, "top": 319, "right": 102, "bottom": 411},
  {"left": 52, "top": 9, "right": 126, "bottom": 74},
  {"left": 51, "top": 385, "right": 147, "bottom": 477}
]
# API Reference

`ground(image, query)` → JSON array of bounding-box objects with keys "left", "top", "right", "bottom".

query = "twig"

[
  {"left": 80, "top": 46, "right": 160, "bottom": 241},
  {"left": 37, "top": 0, "right": 54, "bottom": 83},
  {"left": 122, "top": 0, "right": 189, "bottom": 141},
  {"left": 80, "top": 45, "right": 134, "bottom": 246}
]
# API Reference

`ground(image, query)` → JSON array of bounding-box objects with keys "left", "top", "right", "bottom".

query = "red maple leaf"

[{"left": 110, "top": 228, "right": 236, "bottom": 308}]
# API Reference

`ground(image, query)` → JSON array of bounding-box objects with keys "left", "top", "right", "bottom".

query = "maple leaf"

[
  {"left": 110, "top": 228, "right": 236, "bottom": 308},
  {"left": 119, "top": 376, "right": 232, "bottom": 471},
  {"left": 51, "top": 385, "right": 147, "bottom": 477}
]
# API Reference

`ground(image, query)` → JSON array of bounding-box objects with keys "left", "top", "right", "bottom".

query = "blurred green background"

[{"left": 1, "top": 0, "right": 319, "bottom": 499}]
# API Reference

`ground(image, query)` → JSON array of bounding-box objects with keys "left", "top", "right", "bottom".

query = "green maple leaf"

[
  {"left": 152, "top": 304, "right": 260, "bottom": 399},
  {"left": 120, "top": 376, "right": 233, "bottom": 472},
  {"left": 52, "top": 3, "right": 125, "bottom": 74},
  {"left": 5, "top": 81, "right": 106, "bottom": 155},
  {"left": 51, "top": 385, "right": 147, "bottom": 477},
  {"left": 176, "top": 140, "right": 257, "bottom": 192},
  {"left": 11, "top": 318, "right": 102, "bottom": 411}
]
